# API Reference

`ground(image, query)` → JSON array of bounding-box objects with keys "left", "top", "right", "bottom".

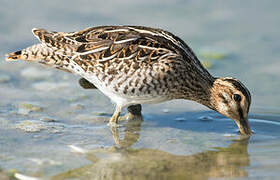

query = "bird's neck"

[{"left": 178, "top": 71, "right": 216, "bottom": 110}]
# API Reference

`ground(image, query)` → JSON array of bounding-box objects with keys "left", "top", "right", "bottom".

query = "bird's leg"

[
  {"left": 127, "top": 104, "right": 142, "bottom": 120},
  {"left": 79, "top": 78, "right": 142, "bottom": 123},
  {"left": 109, "top": 106, "right": 122, "bottom": 126},
  {"left": 110, "top": 112, "right": 143, "bottom": 149}
]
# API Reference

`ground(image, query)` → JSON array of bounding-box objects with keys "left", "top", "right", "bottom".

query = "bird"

[{"left": 5, "top": 25, "right": 252, "bottom": 135}]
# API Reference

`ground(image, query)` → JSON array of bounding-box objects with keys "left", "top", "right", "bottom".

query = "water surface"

[{"left": 0, "top": 0, "right": 280, "bottom": 179}]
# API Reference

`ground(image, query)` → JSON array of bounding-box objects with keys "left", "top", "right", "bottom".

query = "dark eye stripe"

[{"left": 238, "top": 107, "right": 244, "bottom": 120}]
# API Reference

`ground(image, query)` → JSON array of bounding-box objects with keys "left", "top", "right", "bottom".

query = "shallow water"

[{"left": 0, "top": 0, "right": 280, "bottom": 179}]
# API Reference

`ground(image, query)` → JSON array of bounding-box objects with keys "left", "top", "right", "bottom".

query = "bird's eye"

[{"left": 233, "top": 94, "right": 242, "bottom": 102}]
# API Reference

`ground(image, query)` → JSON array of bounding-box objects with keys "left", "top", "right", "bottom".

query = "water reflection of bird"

[
  {"left": 6, "top": 25, "right": 251, "bottom": 134},
  {"left": 52, "top": 118, "right": 250, "bottom": 180}
]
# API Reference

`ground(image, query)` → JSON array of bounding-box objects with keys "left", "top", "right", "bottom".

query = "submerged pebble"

[
  {"left": 15, "top": 120, "right": 47, "bottom": 133},
  {"left": 18, "top": 103, "right": 42, "bottom": 112},
  {"left": 17, "top": 103, "right": 43, "bottom": 115},
  {"left": 15, "top": 120, "right": 64, "bottom": 133}
]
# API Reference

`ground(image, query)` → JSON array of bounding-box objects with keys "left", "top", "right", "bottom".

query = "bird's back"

[{"left": 6, "top": 26, "right": 214, "bottom": 105}]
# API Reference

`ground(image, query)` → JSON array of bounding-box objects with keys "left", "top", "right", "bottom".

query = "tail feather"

[
  {"left": 5, "top": 28, "right": 74, "bottom": 71},
  {"left": 32, "top": 28, "right": 80, "bottom": 49},
  {"left": 32, "top": 28, "right": 54, "bottom": 46},
  {"left": 5, "top": 50, "right": 22, "bottom": 61}
]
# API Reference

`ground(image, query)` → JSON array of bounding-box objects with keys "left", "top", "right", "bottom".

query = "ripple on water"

[
  {"left": 250, "top": 118, "right": 280, "bottom": 126},
  {"left": 247, "top": 115, "right": 280, "bottom": 138}
]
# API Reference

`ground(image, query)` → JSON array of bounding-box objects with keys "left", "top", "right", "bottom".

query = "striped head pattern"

[{"left": 210, "top": 77, "right": 252, "bottom": 135}]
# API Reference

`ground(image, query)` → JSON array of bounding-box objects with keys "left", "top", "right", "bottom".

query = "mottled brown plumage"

[{"left": 6, "top": 25, "right": 252, "bottom": 135}]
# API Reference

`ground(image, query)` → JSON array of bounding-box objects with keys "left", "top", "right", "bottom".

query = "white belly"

[
  {"left": 90, "top": 76, "right": 170, "bottom": 108},
  {"left": 67, "top": 61, "right": 171, "bottom": 109}
]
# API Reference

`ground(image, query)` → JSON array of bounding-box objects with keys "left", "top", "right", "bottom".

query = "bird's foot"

[
  {"left": 127, "top": 104, "right": 142, "bottom": 116},
  {"left": 126, "top": 104, "right": 143, "bottom": 121}
]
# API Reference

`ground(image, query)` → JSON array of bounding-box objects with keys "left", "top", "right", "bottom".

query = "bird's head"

[{"left": 210, "top": 77, "right": 252, "bottom": 135}]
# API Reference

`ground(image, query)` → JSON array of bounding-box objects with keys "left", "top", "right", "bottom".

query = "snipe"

[{"left": 5, "top": 25, "right": 252, "bottom": 135}]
